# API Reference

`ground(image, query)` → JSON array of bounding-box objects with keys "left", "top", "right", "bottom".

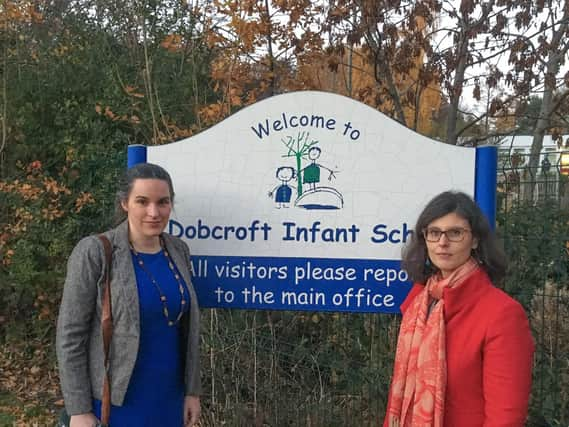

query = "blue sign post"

[{"left": 474, "top": 145, "right": 498, "bottom": 229}]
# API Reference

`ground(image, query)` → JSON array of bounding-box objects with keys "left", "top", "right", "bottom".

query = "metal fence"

[
  {"left": 198, "top": 152, "right": 569, "bottom": 426},
  {"left": 498, "top": 151, "right": 569, "bottom": 427}
]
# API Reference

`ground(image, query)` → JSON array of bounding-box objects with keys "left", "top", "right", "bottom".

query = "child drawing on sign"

[
  {"left": 268, "top": 166, "right": 296, "bottom": 208},
  {"left": 301, "top": 146, "right": 337, "bottom": 191}
]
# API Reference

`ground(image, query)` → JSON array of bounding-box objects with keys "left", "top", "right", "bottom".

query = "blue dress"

[
  {"left": 275, "top": 184, "right": 292, "bottom": 203},
  {"left": 93, "top": 250, "right": 189, "bottom": 426}
]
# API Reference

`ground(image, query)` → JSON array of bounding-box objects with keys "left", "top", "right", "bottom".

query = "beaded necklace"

[{"left": 129, "top": 237, "right": 187, "bottom": 327}]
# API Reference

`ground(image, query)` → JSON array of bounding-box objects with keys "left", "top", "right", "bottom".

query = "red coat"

[{"left": 384, "top": 269, "right": 534, "bottom": 427}]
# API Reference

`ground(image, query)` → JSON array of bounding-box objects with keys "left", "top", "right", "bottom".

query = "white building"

[
  {"left": 496, "top": 135, "right": 569, "bottom": 204},
  {"left": 497, "top": 135, "right": 567, "bottom": 174}
]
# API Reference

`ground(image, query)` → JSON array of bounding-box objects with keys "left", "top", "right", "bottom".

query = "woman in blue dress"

[{"left": 57, "top": 163, "right": 201, "bottom": 427}]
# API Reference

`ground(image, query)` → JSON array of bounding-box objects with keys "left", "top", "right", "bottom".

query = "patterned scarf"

[{"left": 385, "top": 258, "right": 479, "bottom": 427}]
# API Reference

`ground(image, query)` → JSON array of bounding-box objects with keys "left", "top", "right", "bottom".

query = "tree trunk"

[
  {"left": 373, "top": 55, "right": 407, "bottom": 126},
  {"left": 264, "top": 0, "right": 276, "bottom": 96},
  {"left": 524, "top": 91, "right": 552, "bottom": 201},
  {"left": 525, "top": 6, "right": 569, "bottom": 201},
  {"left": 0, "top": 42, "right": 7, "bottom": 172},
  {"left": 446, "top": 30, "right": 469, "bottom": 145}
]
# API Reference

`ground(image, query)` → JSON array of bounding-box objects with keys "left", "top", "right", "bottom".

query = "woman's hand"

[
  {"left": 184, "top": 395, "right": 201, "bottom": 426},
  {"left": 70, "top": 412, "right": 99, "bottom": 427}
]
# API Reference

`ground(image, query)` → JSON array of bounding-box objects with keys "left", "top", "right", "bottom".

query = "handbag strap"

[{"left": 98, "top": 234, "right": 113, "bottom": 426}]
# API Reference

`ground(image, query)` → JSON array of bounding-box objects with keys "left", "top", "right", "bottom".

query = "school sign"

[{"left": 129, "top": 91, "right": 497, "bottom": 313}]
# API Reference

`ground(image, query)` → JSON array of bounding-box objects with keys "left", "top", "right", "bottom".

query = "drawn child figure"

[
  {"left": 301, "top": 146, "right": 337, "bottom": 191},
  {"left": 268, "top": 166, "right": 296, "bottom": 208}
]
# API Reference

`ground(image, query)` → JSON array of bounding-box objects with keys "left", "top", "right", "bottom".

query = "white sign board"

[{"left": 144, "top": 91, "right": 476, "bottom": 312}]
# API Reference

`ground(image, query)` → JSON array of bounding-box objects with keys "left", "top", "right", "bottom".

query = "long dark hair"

[
  {"left": 401, "top": 191, "right": 506, "bottom": 284},
  {"left": 113, "top": 163, "right": 175, "bottom": 225}
]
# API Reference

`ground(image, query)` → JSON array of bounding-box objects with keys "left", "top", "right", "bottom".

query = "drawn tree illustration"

[{"left": 281, "top": 131, "right": 318, "bottom": 198}]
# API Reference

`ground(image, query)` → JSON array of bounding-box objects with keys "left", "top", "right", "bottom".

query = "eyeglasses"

[{"left": 423, "top": 227, "right": 471, "bottom": 242}]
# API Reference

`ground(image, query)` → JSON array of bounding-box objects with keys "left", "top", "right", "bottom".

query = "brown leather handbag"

[{"left": 98, "top": 234, "right": 113, "bottom": 426}]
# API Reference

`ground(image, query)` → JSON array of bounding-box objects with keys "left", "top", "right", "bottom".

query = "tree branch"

[{"left": 0, "top": 38, "right": 7, "bottom": 163}]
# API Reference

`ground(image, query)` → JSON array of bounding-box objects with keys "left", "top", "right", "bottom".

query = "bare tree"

[{"left": 323, "top": 0, "right": 439, "bottom": 128}]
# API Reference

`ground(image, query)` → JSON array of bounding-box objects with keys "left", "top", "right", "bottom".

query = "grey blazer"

[{"left": 56, "top": 221, "right": 201, "bottom": 415}]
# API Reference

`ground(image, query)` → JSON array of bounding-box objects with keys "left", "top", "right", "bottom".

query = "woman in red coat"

[{"left": 384, "top": 191, "right": 534, "bottom": 427}]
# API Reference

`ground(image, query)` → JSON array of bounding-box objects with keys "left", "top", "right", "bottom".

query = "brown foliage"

[
  {"left": 0, "top": 330, "right": 60, "bottom": 426},
  {"left": 0, "top": 161, "right": 95, "bottom": 267},
  {"left": 198, "top": 0, "right": 324, "bottom": 124},
  {"left": 199, "top": 0, "right": 443, "bottom": 137}
]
